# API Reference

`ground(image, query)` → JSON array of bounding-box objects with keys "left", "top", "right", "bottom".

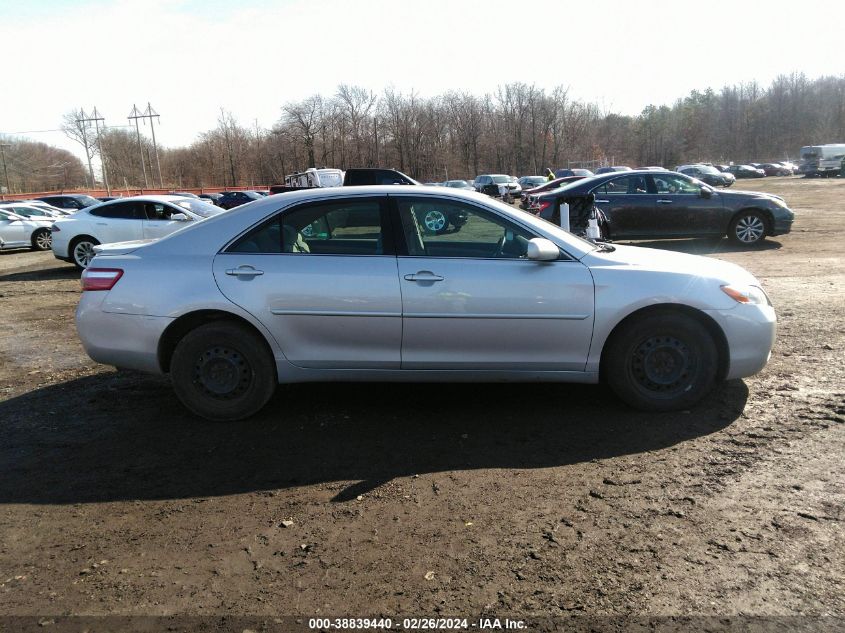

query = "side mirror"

[
  {"left": 700, "top": 187, "right": 712, "bottom": 199},
  {"left": 526, "top": 237, "right": 559, "bottom": 261},
  {"left": 170, "top": 212, "right": 190, "bottom": 222}
]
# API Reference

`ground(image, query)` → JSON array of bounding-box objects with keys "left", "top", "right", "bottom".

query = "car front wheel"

[
  {"left": 729, "top": 211, "right": 767, "bottom": 245},
  {"left": 170, "top": 322, "right": 277, "bottom": 421},
  {"left": 603, "top": 312, "right": 718, "bottom": 411}
]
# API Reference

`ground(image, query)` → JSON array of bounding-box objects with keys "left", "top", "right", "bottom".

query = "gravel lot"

[{"left": 0, "top": 178, "right": 843, "bottom": 625}]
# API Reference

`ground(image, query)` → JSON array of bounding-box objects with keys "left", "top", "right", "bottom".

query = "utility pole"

[
  {"left": 81, "top": 107, "right": 111, "bottom": 195},
  {"left": 144, "top": 103, "right": 164, "bottom": 188},
  {"left": 0, "top": 143, "right": 11, "bottom": 194},
  {"left": 75, "top": 109, "right": 96, "bottom": 187},
  {"left": 128, "top": 104, "right": 149, "bottom": 188},
  {"left": 127, "top": 101, "right": 164, "bottom": 189}
]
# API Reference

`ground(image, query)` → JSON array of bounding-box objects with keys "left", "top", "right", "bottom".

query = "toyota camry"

[{"left": 75, "top": 186, "right": 777, "bottom": 421}]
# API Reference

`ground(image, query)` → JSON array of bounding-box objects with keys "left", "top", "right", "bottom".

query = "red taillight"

[
  {"left": 538, "top": 200, "right": 552, "bottom": 213},
  {"left": 81, "top": 268, "right": 123, "bottom": 291}
]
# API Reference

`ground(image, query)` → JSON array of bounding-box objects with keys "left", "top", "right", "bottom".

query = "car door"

[
  {"left": 0, "top": 211, "right": 28, "bottom": 247},
  {"left": 393, "top": 195, "right": 594, "bottom": 371},
  {"left": 142, "top": 202, "right": 193, "bottom": 239},
  {"left": 86, "top": 201, "right": 145, "bottom": 243},
  {"left": 591, "top": 174, "right": 657, "bottom": 238},
  {"left": 648, "top": 173, "right": 724, "bottom": 236},
  {"left": 213, "top": 196, "right": 402, "bottom": 369}
]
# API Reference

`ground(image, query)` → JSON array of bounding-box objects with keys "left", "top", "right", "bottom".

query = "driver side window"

[{"left": 396, "top": 198, "right": 534, "bottom": 259}]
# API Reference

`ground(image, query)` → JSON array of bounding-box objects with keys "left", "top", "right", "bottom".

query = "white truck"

[
  {"left": 799, "top": 144, "right": 845, "bottom": 177},
  {"left": 283, "top": 167, "right": 344, "bottom": 189}
]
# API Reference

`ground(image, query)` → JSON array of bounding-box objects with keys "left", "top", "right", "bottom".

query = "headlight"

[{"left": 721, "top": 284, "right": 772, "bottom": 306}]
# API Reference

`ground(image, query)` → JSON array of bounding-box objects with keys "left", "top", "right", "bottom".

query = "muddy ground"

[{"left": 0, "top": 178, "right": 843, "bottom": 627}]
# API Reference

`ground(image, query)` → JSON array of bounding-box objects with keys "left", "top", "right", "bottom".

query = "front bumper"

[
  {"left": 771, "top": 208, "right": 794, "bottom": 236},
  {"left": 76, "top": 292, "right": 172, "bottom": 373},
  {"left": 705, "top": 304, "right": 777, "bottom": 380}
]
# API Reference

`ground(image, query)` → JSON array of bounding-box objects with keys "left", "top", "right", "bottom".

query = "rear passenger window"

[
  {"left": 593, "top": 176, "right": 650, "bottom": 195},
  {"left": 89, "top": 202, "right": 143, "bottom": 219},
  {"left": 228, "top": 199, "right": 389, "bottom": 256}
]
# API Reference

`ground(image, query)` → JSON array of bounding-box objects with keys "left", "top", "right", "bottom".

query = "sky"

[{"left": 1, "top": 0, "right": 844, "bottom": 164}]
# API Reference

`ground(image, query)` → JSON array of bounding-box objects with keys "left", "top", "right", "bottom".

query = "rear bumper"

[{"left": 76, "top": 293, "right": 172, "bottom": 373}]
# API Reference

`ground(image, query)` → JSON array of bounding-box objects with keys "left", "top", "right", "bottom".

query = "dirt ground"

[{"left": 0, "top": 178, "right": 843, "bottom": 628}]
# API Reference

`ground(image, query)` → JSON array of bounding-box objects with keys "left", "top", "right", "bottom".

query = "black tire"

[
  {"left": 170, "top": 322, "right": 277, "bottom": 421},
  {"left": 603, "top": 312, "right": 718, "bottom": 411},
  {"left": 728, "top": 210, "right": 767, "bottom": 246},
  {"left": 31, "top": 228, "right": 52, "bottom": 251},
  {"left": 70, "top": 236, "right": 100, "bottom": 269}
]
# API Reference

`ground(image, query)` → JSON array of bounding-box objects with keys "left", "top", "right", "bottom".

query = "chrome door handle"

[
  {"left": 657, "top": 199, "right": 673, "bottom": 204},
  {"left": 404, "top": 272, "right": 444, "bottom": 282},
  {"left": 226, "top": 265, "right": 264, "bottom": 277},
  {"left": 594, "top": 199, "right": 610, "bottom": 203}
]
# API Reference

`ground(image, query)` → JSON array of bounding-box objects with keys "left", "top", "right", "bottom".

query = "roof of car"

[{"left": 87, "top": 194, "right": 197, "bottom": 207}]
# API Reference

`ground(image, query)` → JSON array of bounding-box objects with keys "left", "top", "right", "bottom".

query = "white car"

[
  {"left": 25, "top": 200, "right": 73, "bottom": 216},
  {"left": 51, "top": 195, "right": 225, "bottom": 269},
  {"left": 0, "top": 203, "right": 62, "bottom": 220},
  {"left": 0, "top": 208, "right": 54, "bottom": 251}
]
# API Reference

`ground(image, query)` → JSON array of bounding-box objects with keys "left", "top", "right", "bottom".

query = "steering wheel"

[{"left": 493, "top": 234, "right": 507, "bottom": 258}]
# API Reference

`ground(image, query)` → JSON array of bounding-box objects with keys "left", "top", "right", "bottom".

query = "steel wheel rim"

[
  {"left": 74, "top": 242, "right": 95, "bottom": 267},
  {"left": 423, "top": 211, "right": 447, "bottom": 232},
  {"left": 192, "top": 346, "right": 252, "bottom": 400},
  {"left": 630, "top": 335, "right": 696, "bottom": 396},
  {"left": 736, "top": 216, "right": 764, "bottom": 243},
  {"left": 36, "top": 231, "right": 52, "bottom": 249}
]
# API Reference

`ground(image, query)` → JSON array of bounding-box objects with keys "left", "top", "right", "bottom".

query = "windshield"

[
  {"left": 76, "top": 195, "right": 100, "bottom": 208},
  {"left": 445, "top": 180, "right": 468, "bottom": 187},
  {"left": 696, "top": 165, "right": 720, "bottom": 175},
  {"left": 491, "top": 175, "right": 510, "bottom": 184},
  {"left": 318, "top": 170, "right": 343, "bottom": 187},
  {"left": 174, "top": 198, "right": 224, "bottom": 218}
]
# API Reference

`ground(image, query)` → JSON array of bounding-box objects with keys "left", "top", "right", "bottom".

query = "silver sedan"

[{"left": 76, "top": 186, "right": 776, "bottom": 421}]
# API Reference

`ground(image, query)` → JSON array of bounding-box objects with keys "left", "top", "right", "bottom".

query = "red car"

[{"left": 520, "top": 176, "right": 586, "bottom": 211}]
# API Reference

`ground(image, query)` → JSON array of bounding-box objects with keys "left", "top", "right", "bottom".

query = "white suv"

[{"left": 473, "top": 174, "right": 521, "bottom": 198}]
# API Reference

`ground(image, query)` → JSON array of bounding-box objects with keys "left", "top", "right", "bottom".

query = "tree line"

[{"left": 3, "top": 72, "right": 844, "bottom": 193}]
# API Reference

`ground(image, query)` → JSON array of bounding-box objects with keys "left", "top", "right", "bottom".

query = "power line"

[{"left": 0, "top": 125, "right": 133, "bottom": 135}]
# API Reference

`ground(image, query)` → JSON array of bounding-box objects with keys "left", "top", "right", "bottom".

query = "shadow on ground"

[
  {"left": 615, "top": 238, "right": 782, "bottom": 255},
  {"left": 0, "top": 371, "right": 748, "bottom": 504},
  {"left": 0, "top": 265, "right": 78, "bottom": 282}
]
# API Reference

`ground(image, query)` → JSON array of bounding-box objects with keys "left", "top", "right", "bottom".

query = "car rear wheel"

[
  {"left": 170, "top": 322, "right": 276, "bottom": 421},
  {"left": 603, "top": 312, "right": 718, "bottom": 411},
  {"left": 71, "top": 236, "right": 100, "bottom": 269},
  {"left": 729, "top": 211, "right": 767, "bottom": 245},
  {"left": 31, "top": 228, "right": 52, "bottom": 251}
]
